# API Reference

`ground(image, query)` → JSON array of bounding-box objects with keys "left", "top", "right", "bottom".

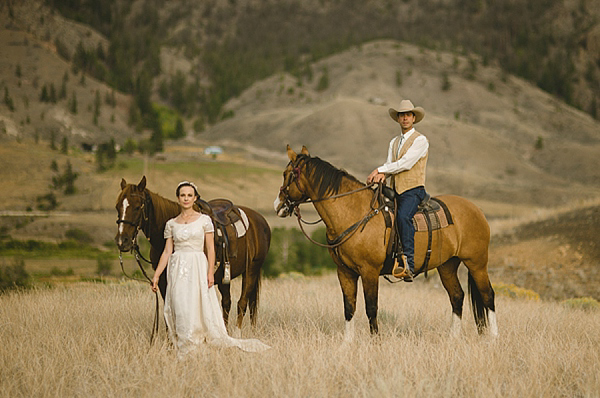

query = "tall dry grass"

[{"left": 1, "top": 274, "right": 598, "bottom": 397}]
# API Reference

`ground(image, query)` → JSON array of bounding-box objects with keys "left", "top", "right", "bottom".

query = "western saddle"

[
  {"left": 195, "top": 198, "right": 247, "bottom": 284},
  {"left": 378, "top": 184, "right": 438, "bottom": 281}
]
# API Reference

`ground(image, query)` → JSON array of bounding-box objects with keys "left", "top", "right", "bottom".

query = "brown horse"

[
  {"left": 115, "top": 176, "right": 271, "bottom": 330},
  {"left": 274, "top": 146, "right": 497, "bottom": 340}
]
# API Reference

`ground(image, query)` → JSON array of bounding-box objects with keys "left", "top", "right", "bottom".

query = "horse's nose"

[
  {"left": 273, "top": 196, "right": 281, "bottom": 213},
  {"left": 115, "top": 234, "right": 131, "bottom": 251}
]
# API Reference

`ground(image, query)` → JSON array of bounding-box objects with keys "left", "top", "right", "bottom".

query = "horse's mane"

[
  {"left": 146, "top": 190, "right": 180, "bottom": 225},
  {"left": 299, "top": 154, "right": 364, "bottom": 198}
]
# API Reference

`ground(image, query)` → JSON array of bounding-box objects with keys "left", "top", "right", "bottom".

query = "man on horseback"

[{"left": 367, "top": 99, "right": 429, "bottom": 282}]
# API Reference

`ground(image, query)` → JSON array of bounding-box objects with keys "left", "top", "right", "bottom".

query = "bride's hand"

[{"left": 207, "top": 272, "right": 214, "bottom": 288}]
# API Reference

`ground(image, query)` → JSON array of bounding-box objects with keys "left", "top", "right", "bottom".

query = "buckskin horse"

[
  {"left": 115, "top": 176, "right": 271, "bottom": 330},
  {"left": 274, "top": 146, "right": 497, "bottom": 340}
]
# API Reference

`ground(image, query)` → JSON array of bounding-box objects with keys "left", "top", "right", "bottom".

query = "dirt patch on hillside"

[{"left": 489, "top": 204, "right": 600, "bottom": 300}]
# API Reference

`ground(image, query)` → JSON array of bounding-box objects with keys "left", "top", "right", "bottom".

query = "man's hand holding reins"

[{"left": 367, "top": 169, "right": 386, "bottom": 184}]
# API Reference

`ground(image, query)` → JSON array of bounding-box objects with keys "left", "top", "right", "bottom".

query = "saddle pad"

[
  {"left": 215, "top": 208, "right": 249, "bottom": 238},
  {"left": 412, "top": 199, "right": 453, "bottom": 232},
  {"left": 234, "top": 209, "right": 249, "bottom": 238}
]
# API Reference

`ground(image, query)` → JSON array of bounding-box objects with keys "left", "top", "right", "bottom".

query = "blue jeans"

[{"left": 396, "top": 186, "right": 426, "bottom": 272}]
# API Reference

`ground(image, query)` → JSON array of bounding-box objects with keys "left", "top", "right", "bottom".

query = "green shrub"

[
  {"left": 0, "top": 238, "right": 102, "bottom": 259},
  {"left": 561, "top": 297, "right": 599, "bottom": 311},
  {"left": 441, "top": 72, "right": 451, "bottom": 91},
  {"left": 493, "top": 283, "right": 540, "bottom": 301},
  {"left": 50, "top": 266, "right": 75, "bottom": 276},
  {"left": 263, "top": 227, "right": 335, "bottom": 278},
  {"left": 395, "top": 70, "right": 403, "bottom": 87},
  {"left": 65, "top": 228, "right": 94, "bottom": 244},
  {"left": 316, "top": 67, "right": 329, "bottom": 91},
  {"left": 96, "top": 253, "right": 113, "bottom": 276},
  {"left": 0, "top": 257, "right": 31, "bottom": 293}
]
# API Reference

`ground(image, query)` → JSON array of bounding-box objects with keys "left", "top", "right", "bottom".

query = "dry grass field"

[
  {"left": 1, "top": 274, "right": 599, "bottom": 398},
  {"left": 2, "top": 6, "right": 600, "bottom": 396}
]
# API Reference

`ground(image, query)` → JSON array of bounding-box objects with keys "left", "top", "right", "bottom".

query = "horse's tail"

[
  {"left": 468, "top": 271, "right": 488, "bottom": 334},
  {"left": 247, "top": 210, "right": 271, "bottom": 326}
]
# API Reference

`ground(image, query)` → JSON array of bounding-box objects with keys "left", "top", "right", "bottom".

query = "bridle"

[
  {"left": 278, "top": 157, "right": 385, "bottom": 249},
  {"left": 115, "top": 190, "right": 153, "bottom": 270},
  {"left": 279, "top": 158, "right": 376, "bottom": 211},
  {"left": 115, "top": 189, "right": 159, "bottom": 344},
  {"left": 278, "top": 159, "right": 310, "bottom": 214},
  {"left": 116, "top": 192, "right": 150, "bottom": 238}
]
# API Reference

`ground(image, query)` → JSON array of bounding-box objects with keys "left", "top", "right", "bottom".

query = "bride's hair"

[{"left": 176, "top": 181, "right": 200, "bottom": 198}]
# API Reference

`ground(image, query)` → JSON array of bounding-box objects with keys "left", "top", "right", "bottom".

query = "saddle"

[
  {"left": 377, "top": 185, "right": 453, "bottom": 280},
  {"left": 195, "top": 198, "right": 248, "bottom": 283}
]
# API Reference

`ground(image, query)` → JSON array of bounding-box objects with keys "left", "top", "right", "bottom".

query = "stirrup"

[
  {"left": 391, "top": 255, "right": 409, "bottom": 278},
  {"left": 223, "top": 261, "right": 231, "bottom": 284}
]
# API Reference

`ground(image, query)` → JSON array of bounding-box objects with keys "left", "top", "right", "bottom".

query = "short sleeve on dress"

[
  {"left": 164, "top": 219, "right": 173, "bottom": 239},
  {"left": 203, "top": 215, "right": 214, "bottom": 234}
]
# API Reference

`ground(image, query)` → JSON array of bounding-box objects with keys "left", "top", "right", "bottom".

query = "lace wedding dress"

[{"left": 163, "top": 214, "right": 270, "bottom": 358}]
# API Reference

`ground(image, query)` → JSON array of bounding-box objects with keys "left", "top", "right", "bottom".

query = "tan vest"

[{"left": 391, "top": 131, "right": 428, "bottom": 195}]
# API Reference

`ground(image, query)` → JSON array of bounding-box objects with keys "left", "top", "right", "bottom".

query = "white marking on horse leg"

[
  {"left": 450, "top": 313, "right": 462, "bottom": 338},
  {"left": 343, "top": 318, "right": 355, "bottom": 343},
  {"left": 118, "top": 198, "right": 129, "bottom": 245},
  {"left": 488, "top": 309, "right": 499, "bottom": 337}
]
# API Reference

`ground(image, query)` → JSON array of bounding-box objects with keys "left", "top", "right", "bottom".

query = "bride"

[{"left": 151, "top": 181, "right": 270, "bottom": 358}]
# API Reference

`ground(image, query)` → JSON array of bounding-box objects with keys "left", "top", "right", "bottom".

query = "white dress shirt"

[{"left": 376, "top": 128, "right": 429, "bottom": 175}]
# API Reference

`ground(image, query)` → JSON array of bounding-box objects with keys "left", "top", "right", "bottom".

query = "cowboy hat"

[{"left": 388, "top": 100, "right": 425, "bottom": 124}]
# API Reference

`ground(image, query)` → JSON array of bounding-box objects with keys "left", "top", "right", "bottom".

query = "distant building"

[{"left": 204, "top": 146, "right": 223, "bottom": 155}]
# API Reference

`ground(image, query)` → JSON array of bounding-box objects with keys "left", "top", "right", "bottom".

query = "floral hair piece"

[{"left": 176, "top": 181, "right": 200, "bottom": 197}]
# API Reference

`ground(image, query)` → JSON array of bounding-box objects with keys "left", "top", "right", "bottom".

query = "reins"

[
  {"left": 296, "top": 184, "right": 376, "bottom": 226},
  {"left": 116, "top": 190, "right": 160, "bottom": 344},
  {"left": 292, "top": 182, "right": 387, "bottom": 250},
  {"left": 303, "top": 183, "right": 376, "bottom": 204}
]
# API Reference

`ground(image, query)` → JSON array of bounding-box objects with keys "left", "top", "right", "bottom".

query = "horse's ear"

[
  {"left": 120, "top": 178, "right": 127, "bottom": 190},
  {"left": 286, "top": 144, "right": 297, "bottom": 162},
  {"left": 137, "top": 175, "right": 147, "bottom": 191},
  {"left": 301, "top": 146, "right": 309, "bottom": 156}
]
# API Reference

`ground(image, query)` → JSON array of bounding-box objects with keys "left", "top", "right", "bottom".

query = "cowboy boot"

[
  {"left": 392, "top": 254, "right": 414, "bottom": 282},
  {"left": 403, "top": 254, "right": 415, "bottom": 283}
]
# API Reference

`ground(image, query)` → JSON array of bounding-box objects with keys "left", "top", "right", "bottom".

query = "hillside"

[
  {"left": 489, "top": 201, "right": 600, "bottom": 300},
  {"left": 2, "top": 33, "right": 600, "bottom": 214},
  {"left": 2, "top": 0, "right": 600, "bottom": 146},
  {"left": 206, "top": 40, "right": 600, "bottom": 211},
  {"left": 1, "top": 0, "right": 600, "bottom": 301}
]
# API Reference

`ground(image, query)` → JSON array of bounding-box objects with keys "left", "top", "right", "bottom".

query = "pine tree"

[
  {"left": 4, "top": 87, "right": 15, "bottom": 111},
  {"left": 69, "top": 91, "right": 78, "bottom": 114},
  {"left": 63, "top": 160, "right": 78, "bottom": 195},
  {"left": 123, "top": 138, "right": 136, "bottom": 155},
  {"left": 173, "top": 117, "right": 185, "bottom": 139},
  {"left": 59, "top": 79, "right": 67, "bottom": 100},
  {"left": 49, "top": 130, "right": 57, "bottom": 150},
  {"left": 93, "top": 90, "right": 101, "bottom": 125},
  {"left": 316, "top": 67, "right": 329, "bottom": 91},
  {"left": 49, "top": 83, "right": 57, "bottom": 103},
  {"left": 61, "top": 136, "right": 68, "bottom": 154},
  {"left": 150, "top": 125, "right": 163, "bottom": 154},
  {"left": 40, "top": 85, "right": 49, "bottom": 102}
]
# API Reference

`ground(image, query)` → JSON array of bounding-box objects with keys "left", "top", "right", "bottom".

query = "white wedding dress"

[{"left": 163, "top": 214, "right": 270, "bottom": 358}]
